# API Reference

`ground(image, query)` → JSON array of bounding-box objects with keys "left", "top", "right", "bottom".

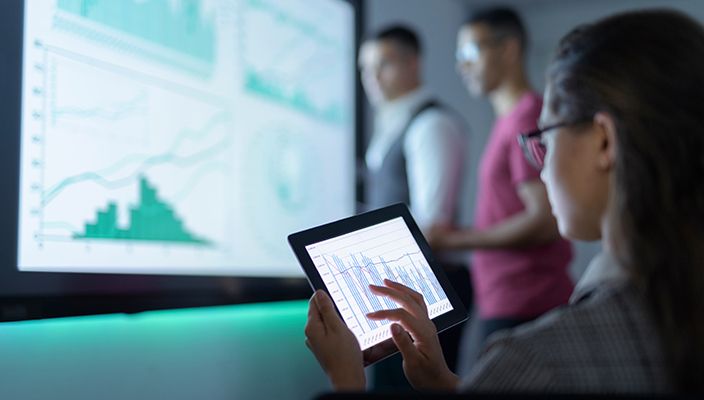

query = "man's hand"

[
  {"left": 425, "top": 224, "right": 454, "bottom": 251},
  {"left": 425, "top": 224, "right": 477, "bottom": 251}
]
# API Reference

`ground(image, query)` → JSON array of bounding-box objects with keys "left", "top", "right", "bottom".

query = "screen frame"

[
  {"left": 0, "top": 0, "right": 364, "bottom": 322},
  {"left": 288, "top": 203, "right": 469, "bottom": 365}
]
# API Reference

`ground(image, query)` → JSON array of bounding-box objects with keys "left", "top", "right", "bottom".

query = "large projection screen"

[{"left": 17, "top": 0, "right": 357, "bottom": 278}]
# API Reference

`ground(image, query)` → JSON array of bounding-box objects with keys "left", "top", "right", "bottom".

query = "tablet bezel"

[{"left": 288, "top": 203, "right": 468, "bottom": 365}]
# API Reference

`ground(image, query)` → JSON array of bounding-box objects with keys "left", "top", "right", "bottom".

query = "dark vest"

[{"left": 366, "top": 100, "right": 441, "bottom": 210}]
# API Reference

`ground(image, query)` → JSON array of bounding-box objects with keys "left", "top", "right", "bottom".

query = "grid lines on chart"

[{"left": 308, "top": 218, "right": 448, "bottom": 335}]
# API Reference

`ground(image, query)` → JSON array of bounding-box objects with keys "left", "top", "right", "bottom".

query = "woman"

[{"left": 305, "top": 10, "right": 704, "bottom": 393}]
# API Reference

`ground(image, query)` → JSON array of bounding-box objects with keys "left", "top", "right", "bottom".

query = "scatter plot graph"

[{"left": 305, "top": 217, "right": 453, "bottom": 349}]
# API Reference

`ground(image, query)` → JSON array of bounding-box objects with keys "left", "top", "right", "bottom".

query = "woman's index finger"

[
  {"left": 368, "top": 282, "right": 427, "bottom": 318},
  {"left": 383, "top": 279, "right": 427, "bottom": 310}
]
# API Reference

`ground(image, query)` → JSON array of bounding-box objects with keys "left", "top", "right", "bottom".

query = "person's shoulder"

[
  {"left": 408, "top": 102, "right": 467, "bottom": 138},
  {"left": 509, "top": 91, "right": 542, "bottom": 121},
  {"left": 524, "top": 91, "right": 543, "bottom": 107},
  {"left": 519, "top": 90, "right": 542, "bottom": 111},
  {"left": 492, "top": 283, "right": 645, "bottom": 343},
  {"left": 517, "top": 91, "right": 543, "bottom": 110},
  {"left": 472, "top": 282, "right": 671, "bottom": 392},
  {"left": 495, "top": 92, "right": 542, "bottom": 142},
  {"left": 415, "top": 100, "right": 463, "bottom": 122}
]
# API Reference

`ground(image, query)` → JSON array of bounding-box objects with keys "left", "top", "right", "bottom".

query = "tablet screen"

[{"left": 304, "top": 216, "right": 453, "bottom": 350}]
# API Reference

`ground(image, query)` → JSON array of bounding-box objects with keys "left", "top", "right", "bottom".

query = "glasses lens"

[
  {"left": 456, "top": 43, "right": 479, "bottom": 63},
  {"left": 527, "top": 136, "right": 546, "bottom": 168}
]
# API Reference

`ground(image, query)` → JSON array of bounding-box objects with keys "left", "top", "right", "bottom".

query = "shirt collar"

[
  {"left": 570, "top": 250, "right": 628, "bottom": 304},
  {"left": 366, "top": 86, "right": 434, "bottom": 171},
  {"left": 378, "top": 86, "right": 432, "bottom": 117}
]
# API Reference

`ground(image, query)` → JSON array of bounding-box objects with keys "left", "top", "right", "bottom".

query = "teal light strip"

[
  {"left": 0, "top": 300, "right": 322, "bottom": 399},
  {"left": 0, "top": 300, "right": 309, "bottom": 344}
]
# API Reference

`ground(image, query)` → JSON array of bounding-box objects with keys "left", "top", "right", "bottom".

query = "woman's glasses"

[{"left": 518, "top": 119, "right": 592, "bottom": 170}]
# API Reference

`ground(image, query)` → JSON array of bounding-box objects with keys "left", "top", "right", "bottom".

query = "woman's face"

[{"left": 539, "top": 85, "right": 610, "bottom": 242}]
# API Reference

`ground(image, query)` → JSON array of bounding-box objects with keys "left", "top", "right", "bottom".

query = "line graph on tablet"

[{"left": 305, "top": 217, "right": 453, "bottom": 349}]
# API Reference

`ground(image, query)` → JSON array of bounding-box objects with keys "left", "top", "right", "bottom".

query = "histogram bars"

[
  {"left": 324, "top": 251, "right": 446, "bottom": 333},
  {"left": 306, "top": 217, "right": 454, "bottom": 349},
  {"left": 76, "top": 178, "right": 209, "bottom": 244},
  {"left": 53, "top": 0, "right": 217, "bottom": 77},
  {"left": 57, "top": 0, "right": 216, "bottom": 62}
]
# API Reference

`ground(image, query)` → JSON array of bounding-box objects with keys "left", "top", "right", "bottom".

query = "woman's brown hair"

[{"left": 547, "top": 10, "right": 704, "bottom": 393}]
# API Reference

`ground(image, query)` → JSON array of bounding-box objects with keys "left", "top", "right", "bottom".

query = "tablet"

[{"left": 288, "top": 203, "right": 468, "bottom": 366}]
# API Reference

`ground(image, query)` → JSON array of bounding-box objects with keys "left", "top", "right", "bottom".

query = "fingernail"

[
  {"left": 391, "top": 324, "right": 403, "bottom": 335},
  {"left": 316, "top": 290, "right": 326, "bottom": 300}
]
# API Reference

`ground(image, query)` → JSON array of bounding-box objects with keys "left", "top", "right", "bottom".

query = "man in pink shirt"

[{"left": 430, "top": 8, "right": 573, "bottom": 345}]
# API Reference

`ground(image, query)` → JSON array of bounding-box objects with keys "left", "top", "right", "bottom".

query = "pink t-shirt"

[{"left": 472, "top": 92, "right": 573, "bottom": 319}]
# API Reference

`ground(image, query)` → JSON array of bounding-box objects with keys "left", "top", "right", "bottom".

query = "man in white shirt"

[
  {"left": 358, "top": 25, "right": 469, "bottom": 391},
  {"left": 360, "top": 26, "right": 466, "bottom": 230}
]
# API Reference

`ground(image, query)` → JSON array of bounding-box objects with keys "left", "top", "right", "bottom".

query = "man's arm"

[
  {"left": 404, "top": 110, "right": 465, "bottom": 230},
  {"left": 433, "top": 180, "right": 561, "bottom": 250}
]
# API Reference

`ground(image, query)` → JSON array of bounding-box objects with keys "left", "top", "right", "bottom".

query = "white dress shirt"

[{"left": 365, "top": 86, "right": 466, "bottom": 229}]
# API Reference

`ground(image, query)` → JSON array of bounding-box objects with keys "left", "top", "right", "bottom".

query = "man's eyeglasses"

[
  {"left": 456, "top": 43, "right": 481, "bottom": 63},
  {"left": 517, "top": 119, "right": 592, "bottom": 170},
  {"left": 455, "top": 39, "right": 501, "bottom": 63}
]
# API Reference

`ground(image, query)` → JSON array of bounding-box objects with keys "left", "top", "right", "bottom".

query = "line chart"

[
  {"left": 305, "top": 217, "right": 453, "bottom": 349},
  {"left": 24, "top": 47, "right": 232, "bottom": 265},
  {"left": 51, "top": 88, "right": 149, "bottom": 125},
  {"left": 41, "top": 110, "right": 232, "bottom": 207},
  {"left": 240, "top": 0, "right": 350, "bottom": 125},
  {"left": 18, "top": 0, "right": 356, "bottom": 277}
]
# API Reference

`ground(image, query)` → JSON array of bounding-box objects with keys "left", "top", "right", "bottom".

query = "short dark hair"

[
  {"left": 372, "top": 25, "right": 421, "bottom": 55},
  {"left": 467, "top": 7, "right": 526, "bottom": 52}
]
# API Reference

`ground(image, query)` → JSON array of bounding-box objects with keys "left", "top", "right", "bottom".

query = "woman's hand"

[
  {"left": 367, "top": 280, "right": 462, "bottom": 392},
  {"left": 305, "top": 290, "right": 367, "bottom": 391}
]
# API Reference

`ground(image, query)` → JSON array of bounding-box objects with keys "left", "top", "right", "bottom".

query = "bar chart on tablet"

[{"left": 305, "top": 217, "right": 453, "bottom": 349}]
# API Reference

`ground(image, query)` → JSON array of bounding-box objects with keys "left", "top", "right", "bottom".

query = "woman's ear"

[{"left": 593, "top": 112, "right": 618, "bottom": 171}]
